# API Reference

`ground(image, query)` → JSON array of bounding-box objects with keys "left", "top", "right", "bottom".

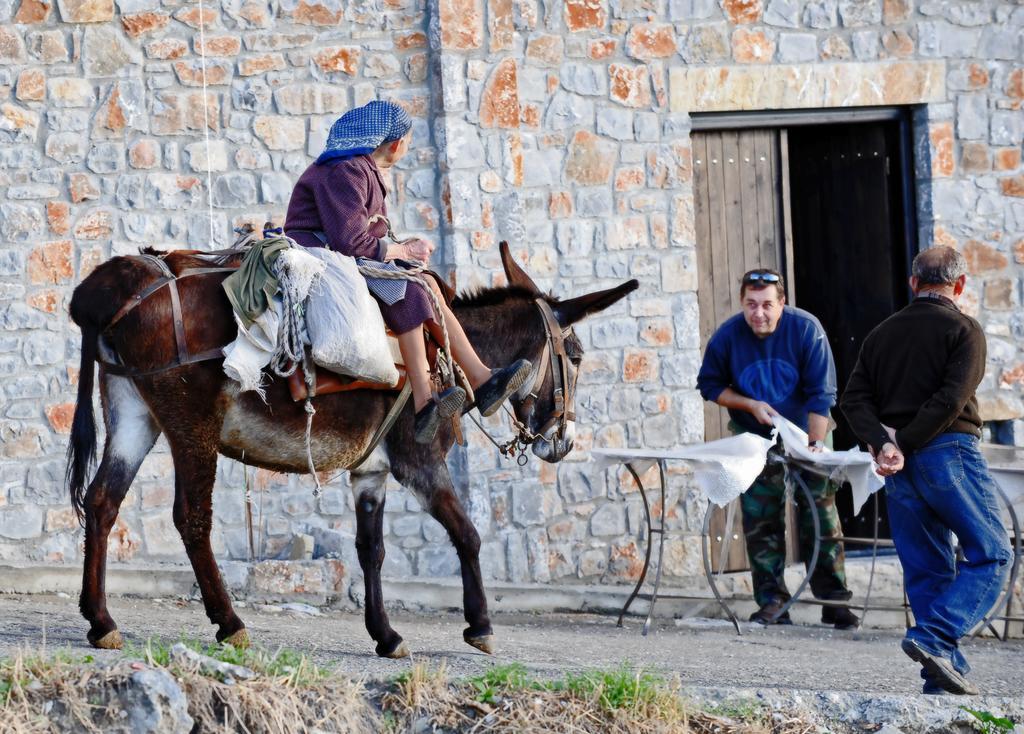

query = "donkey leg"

[
  {"left": 81, "top": 376, "right": 161, "bottom": 650},
  {"left": 426, "top": 486, "right": 495, "bottom": 654},
  {"left": 169, "top": 445, "right": 248, "bottom": 647},
  {"left": 353, "top": 469, "right": 408, "bottom": 658}
]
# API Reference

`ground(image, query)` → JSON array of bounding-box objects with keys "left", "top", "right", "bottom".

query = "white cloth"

[
  {"left": 591, "top": 432, "right": 775, "bottom": 508},
  {"left": 771, "top": 415, "right": 885, "bottom": 514},
  {"left": 303, "top": 248, "right": 399, "bottom": 386},
  {"left": 223, "top": 295, "right": 282, "bottom": 396}
]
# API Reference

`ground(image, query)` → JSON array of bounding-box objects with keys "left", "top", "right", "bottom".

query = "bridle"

[{"left": 470, "top": 297, "right": 578, "bottom": 465}]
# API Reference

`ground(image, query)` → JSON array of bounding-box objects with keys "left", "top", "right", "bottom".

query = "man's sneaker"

[
  {"left": 474, "top": 359, "right": 532, "bottom": 417},
  {"left": 413, "top": 387, "right": 466, "bottom": 444},
  {"left": 822, "top": 605, "right": 860, "bottom": 630},
  {"left": 749, "top": 599, "right": 793, "bottom": 625},
  {"left": 901, "top": 638, "right": 979, "bottom": 696}
]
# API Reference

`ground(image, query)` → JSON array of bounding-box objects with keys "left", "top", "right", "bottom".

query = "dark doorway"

[{"left": 786, "top": 119, "right": 914, "bottom": 546}]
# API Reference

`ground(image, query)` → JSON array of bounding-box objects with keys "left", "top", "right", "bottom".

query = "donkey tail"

[{"left": 66, "top": 318, "right": 98, "bottom": 525}]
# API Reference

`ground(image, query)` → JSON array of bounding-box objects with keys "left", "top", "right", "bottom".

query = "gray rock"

[
  {"left": 405, "top": 169, "right": 435, "bottom": 198},
  {"left": 634, "top": 112, "right": 659, "bottom": 142},
  {"left": 86, "top": 142, "right": 125, "bottom": 174},
  {"left": 561, "top": 64, "right": 607, "bottom": 96},
  {"left": 5, "top": 374, "right": 47, "bottom": 399},
  {"left": 991, "top": 110, "right": 1023, "bottom": 147},
  {"left": 82, "top": 27, "right": 143, "bottom": 77},
  {"left": 917, "top": 21, "right": 981, "bottom": 57},
  {"left": 558, "top": 465, "right": 607, "bottom": 504},
  {"left": 956, "top": 93, "right": 988, "bottom": 140},
  {"left": 590, "top": 503, "right": 626, "bottom": 537},
  {"left": 260, "top": 172, "right": 292, "bottom": 204},
  {"left": 115, "top": 175, "right": 145, "bottom": 210},
  {"left": 24, "top": 333, "right": 63, "bottom": 365},
  {"left": 7, "top": 184, "right": 60, "bottom": 200},
  {"left": 852, "top": 30, "right": 879, "bottom": 59},
  {"left": 803, "top": 0, "right": 838, "bottom": 28},
  {"left": 764, "top": 0, "right": 799, "bottom": 27},
  {"left": 0, "top": 147, "right": 41, "bottom": 169},
  {"left": 517, "top": 68, "right": 548, "bottom": 102},
  {"left": 231, "top": 80, "right": 273, "bottom": 113},
  {"left": 493, "top": 190, "right": 526, "bottom": 243},
  {"left": 980, "top": 29, "right": 1020, "bottom": 59},
  {"left": 576, "top": 188, "right": 613, "bottom": 217},
  {"left": 838, "top": 0, "right": 881, "bottom": 26},
  {"left": 170, "top": 644, "right": 256, "bottom": 680},
  {"left": 0, "top": 506, "right": 42, "bottom": 539},
  {"left": 213, "top": 173, "right": 258, "bottom": 208},
  {"left": 597, "top": 108, "right": 634, "bottom": 141},
  {"left": 681, "top": 23, "right": 730, "bottom": 63},
  {"left": 1, "top": 304, "right": 45, "bottom": 331},
  {"left": 778, "top": 33, "right": 818, "bottom": 62},
  {"left": 440, "top": 118, "right": 485, "bottom": 170},
  {"left": 661, "top": 351, "right": 702, "bottom": 387},
  {"left": 521, "top": 149, "right": 558, "bottom": 187},
  {"left": 591, "top": 318, "right": 638, "bottom": 348},
  {"left": 668, "top": 0, "right": 717, "bottom": 20},
  {"left": 417, "top": 545, "right": 459, "bottom": 577},
  {"left": 0, "top": 203, "right": 44, "bottom": 241},
  {"left": 544, "top": 91, "right": 594, "bottom": 132}
]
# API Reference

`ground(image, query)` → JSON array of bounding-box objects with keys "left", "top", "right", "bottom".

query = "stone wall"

[{"left": 0, "top": 0, "right": 1021, "bottom": 599}]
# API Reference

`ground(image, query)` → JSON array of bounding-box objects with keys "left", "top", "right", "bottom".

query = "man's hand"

[
  {"left": 874, "top": 441, "right": 904, "bottom": 476},
  {"left": 748, "top": 400, "right": 778, "bottom": 426},
  {"left": 401, "top": 237, "right": 434, "bottom": 262}
]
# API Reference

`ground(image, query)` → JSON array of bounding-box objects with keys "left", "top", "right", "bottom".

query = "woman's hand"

[{"left": 400, "top": 237, "right": 434, "bottom": 263}]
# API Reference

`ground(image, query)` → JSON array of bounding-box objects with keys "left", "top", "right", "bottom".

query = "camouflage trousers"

[{"left": 741, "top": 451, "right": 852, "bottom": 608}]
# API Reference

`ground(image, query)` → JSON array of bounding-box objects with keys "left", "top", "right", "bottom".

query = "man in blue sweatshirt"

[{"left": 697, "top": 269, "right": 858, "bottom": 629}]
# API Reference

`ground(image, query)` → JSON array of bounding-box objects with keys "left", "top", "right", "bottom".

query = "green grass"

[
  {"left": 961, "top": 706, "right": 1015, "bottom": 734},
  {"left": 126, "top": 637, "right": 335, "bottom": 687}
]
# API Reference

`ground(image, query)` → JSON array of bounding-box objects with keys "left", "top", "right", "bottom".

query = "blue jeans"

[{"left": 886, "top": 433, "right": 1012, "bottom": 679}]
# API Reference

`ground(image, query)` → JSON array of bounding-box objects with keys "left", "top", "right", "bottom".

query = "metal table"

[{"left": 607, "top": 443, "right": 1022, "bottom": 639}]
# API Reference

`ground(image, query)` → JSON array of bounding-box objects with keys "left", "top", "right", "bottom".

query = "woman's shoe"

[
  {"left": 414, "top": 386, "right": 466, "bottom": 444},
  {"left": 474, "top": 360, "right": 532, "bottom": 417}
]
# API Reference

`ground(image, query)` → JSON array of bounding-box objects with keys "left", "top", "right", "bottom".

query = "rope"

[{"left": 195, "top": 0, "right": 215, "bottom": 245}]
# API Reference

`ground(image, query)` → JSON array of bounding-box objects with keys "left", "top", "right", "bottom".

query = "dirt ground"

[{"left": 2, "top": 593, "right": 1022, "bottom": 699}]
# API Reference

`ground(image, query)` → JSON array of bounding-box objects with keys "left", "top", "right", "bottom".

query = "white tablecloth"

[{"left": 592, "top": 416, "right": 884, "bottom": 512}]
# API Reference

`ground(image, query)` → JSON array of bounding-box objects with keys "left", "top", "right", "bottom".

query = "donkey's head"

[{"left": 494, "top": 242, "right": 638, "bottom": 463}]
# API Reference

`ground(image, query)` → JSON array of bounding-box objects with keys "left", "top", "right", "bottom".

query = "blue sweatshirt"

[{"left": 697, "top": 306, "right": 837, "bottom": 438}]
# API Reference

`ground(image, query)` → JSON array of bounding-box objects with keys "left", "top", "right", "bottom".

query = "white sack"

[
  {"left": 303, "top": 248, "right": 399, "bottom": 386},
  {"left": 223, "top": 295, "right": 283, "bottom": 396}
]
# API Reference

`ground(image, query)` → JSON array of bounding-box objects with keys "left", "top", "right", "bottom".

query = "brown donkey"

[{"left": 66, "top": 241, "right": 637, "bottom": 658}]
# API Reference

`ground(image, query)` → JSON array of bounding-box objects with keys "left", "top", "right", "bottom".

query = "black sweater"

[{"left": 840, "top": 296, "right": 986, "bottom": 453}]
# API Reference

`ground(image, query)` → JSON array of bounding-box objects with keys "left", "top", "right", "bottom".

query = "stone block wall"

[{"left": 0, "top": 0, "right": 1022, "bottom": 598}]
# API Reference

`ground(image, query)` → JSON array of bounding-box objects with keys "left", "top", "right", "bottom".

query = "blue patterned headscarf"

[{"left": 316, "top": 100, "right": 412, "bottom": 165}]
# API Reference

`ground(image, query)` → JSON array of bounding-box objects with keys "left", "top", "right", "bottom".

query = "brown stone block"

[
  {"left": 27, "top": 289, "right": 59, "bottom": 313},
  {"left": 983, "top": 278, "right": 1015, "bottom": 310},
  {"left": 640, "top": 319, "right": 673, "bottom": 346},
  {"left": 882, "top": 0, "right": 909, "bottom": 24},
  {"left": 1000, "top": 363, "right": 1024, "bottom": 388},
  {"left": 195, "top": 35, "right": 242, "bottom": 57},
  {"left": 526, "top": 34, "right": 564, "bottom": 67},
  {"left": 439, "top": 0, "right": 484, "bottom": 50},
  {"left": 94, "top": 81, "right": 132, "bottom": 136},
  {"left": 927, "top": 122, "right": 954, "bottom": 178},
  {"left": 932, "top": 225, "right": 958, "bottom": 248},
  {"left": 1000, "top": 175, "right": 1024, "bottom": 197},
  {"left": 521, "top": 103, "right": 541, "bottom": 127},
  {"left": 173, "top": 6, "right": 218, "bottom": 29},
  {"left": 608, "top": 540, "right": 643, "bottom": 580},
  {"left": 146, "top": 38, "right": 188, "bottom": 60},
  {"left": 967, "top": 63, "right": 988, "bottom": 89},
  {"left": 292, "top": 0, "right": 341, "bottom": 25},
  {"left": 880, "top": 29, "right": 913, "bottom": 58},
  {"left": 405, "top": 53, "right": 427, "bottom": 83},
  {"left": 963, "top": 240, "right": 1007, "bottom": 274},
  {"left": 505, "top": 132, "right": 523, "bottom": 185},
  {"left": 959, "top": 142, "right": 989, "bottom": 174},
  {"left": 589, "top": 38, "right": 617, "bottom": 60},
  {"left": 121, "top": 11, "right": 169, "bottom": 38},
  {"left": 479, "top": 58, "right": 520, "bottom": 129},
  {"left": 564, "top": 130, "right": 615, "bottom": 185},
  {"left": 313, "top": 46, "right": 360, "bottom": 75},
  {"left": 253, "top": 115, "right": 306, "bottom": 150},
  {"left": 79, "top": 246, "right": 102, "bottom": 278},
  {"left": 723, "top": 0, "right": 762, "bottom": 24},
  {"left": 1014, "top": 239, "right": 1024, "bottom": 264},
  {"left": 647, "top": 144, "right": 692, "bottom": 188},
  {"left": 27, "top": 240, "right": 72, "bottom": 285},
  {"left": 1007, "top": 69, "right": 1024, "bottom": 100},
  {"left": 614, "top": 166, "right": 645, "bottom": 191},
  {"left": 732, "top": 28, "right": 775, "bottom": 64},
  {"left": 46, "top": 201, "right": 69, "bottom": 234},
  {"left": 549, "top": 190, "right": 573, "bottom": 218},
  {"left": 238, "top": 53, "right": 286, "bottom": 76},
  {"left": 395, "top": 31, "right": 428, "bottom": 50},
  {"left": 14, "top": 0, "right": 51, "bottom": 23},
  {"left": 0, "top": 27, "right": 26, "bottom": 64},
  {"left": 479, "top": 171, "right": 502, "bottom": 192},
  {"left": 151, "top": 91, "right": 220, "bottom": 134},
  {"left": 978, "top": 390, "right": 1024, "bottom": 420},
  {"left": 46, "top": 507, "right": 78, "bottom": 531},
  {"left": 44, "top": 402, "right": 75, "bottom": 434},
  {"left": 821, "top": 35, "right": 852, "bottom": 61},
  {"left": 172, "top": 59, "right": 233, "bottom": 86},
  {"left": 68, "top": 172, "right": 99, "bottom": 203},
  {"left": 471, "top": 230, "right": 494, "bottom": 250},
  {"left": 609, "top": 63, "right": 650, "bottom": 107},
  {"left": 994, "top": 148, "right": 1021, "bottom": 172},
  {"left": 626, "top": 23, "right": 676, "bottom": 60},
  {"left": 16, "top": 69, "right": 45, "bottom": 103},
  {"left": 488, "top": 0, "right": 513, "bottom": 52},
  {"left": 74, "top": 210, "right": 113, "bottom": 240},
  {"left": 565, "top": 0, "right": 606, "bottom": 32},
  {"left": 128, "top": 139, "right": 160, "bottom": 169},
  {"left": 57, "top": 0, "right": 113, "bottom": 22}
]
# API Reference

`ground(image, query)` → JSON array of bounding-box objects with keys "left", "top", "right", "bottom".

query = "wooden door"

[{"left": 693, "top": 129, "right": 788, "bottom": 572}]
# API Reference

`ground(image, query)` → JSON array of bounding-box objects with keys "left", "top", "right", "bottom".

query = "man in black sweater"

[{"left": 842, "top": 246, "right": 1012, "bottom": 696}]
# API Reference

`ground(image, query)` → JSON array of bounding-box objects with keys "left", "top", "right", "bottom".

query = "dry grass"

[
  {"left": 378, "top": 662, "right": 819, "bottom": 734},
  {"left": 1, "top": 647, "right": 820, "bottom": 734}
]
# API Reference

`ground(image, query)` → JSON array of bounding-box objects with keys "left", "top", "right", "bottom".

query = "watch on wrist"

[{"left": 808, "top": 439, "right": 824, "bottom": 449}]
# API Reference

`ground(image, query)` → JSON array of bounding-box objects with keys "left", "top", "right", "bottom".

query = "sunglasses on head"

[{"left": 743, "top": 272, "right": 781, "bottom": 284}]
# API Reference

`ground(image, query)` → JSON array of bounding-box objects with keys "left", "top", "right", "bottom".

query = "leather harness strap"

[{"left": 100, "top": 254, "right": 239, "bottom": 378}]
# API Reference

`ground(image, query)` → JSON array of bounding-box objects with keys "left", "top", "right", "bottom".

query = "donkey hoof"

[
  {"left": 464, "top": 634, "right": 495, "bottom": 655},
  {"left": 377, "top": 640, "right": 410, "bottom": 659},
  {"left": 91, "top": 630, "right": 123, "bottom": 650},
  {"left": 219, "top": 628, "right": 251, "bottom": 649}
]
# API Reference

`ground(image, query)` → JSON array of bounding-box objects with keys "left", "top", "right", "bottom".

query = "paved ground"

[{"left": 2, "top": 593, "right": 1022, "bottom": 700}]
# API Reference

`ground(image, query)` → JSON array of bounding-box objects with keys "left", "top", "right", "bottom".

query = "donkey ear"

[
  {"left": 499, "top": 241, "right": 541, "bottom": 294},
  {"left": 554, "top": 280, "right": 639, "bottom": 327}
]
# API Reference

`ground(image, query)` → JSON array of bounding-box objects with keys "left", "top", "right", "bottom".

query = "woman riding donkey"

[{"left": 285, "top": 100, "right": 530, "bottom": 443}]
